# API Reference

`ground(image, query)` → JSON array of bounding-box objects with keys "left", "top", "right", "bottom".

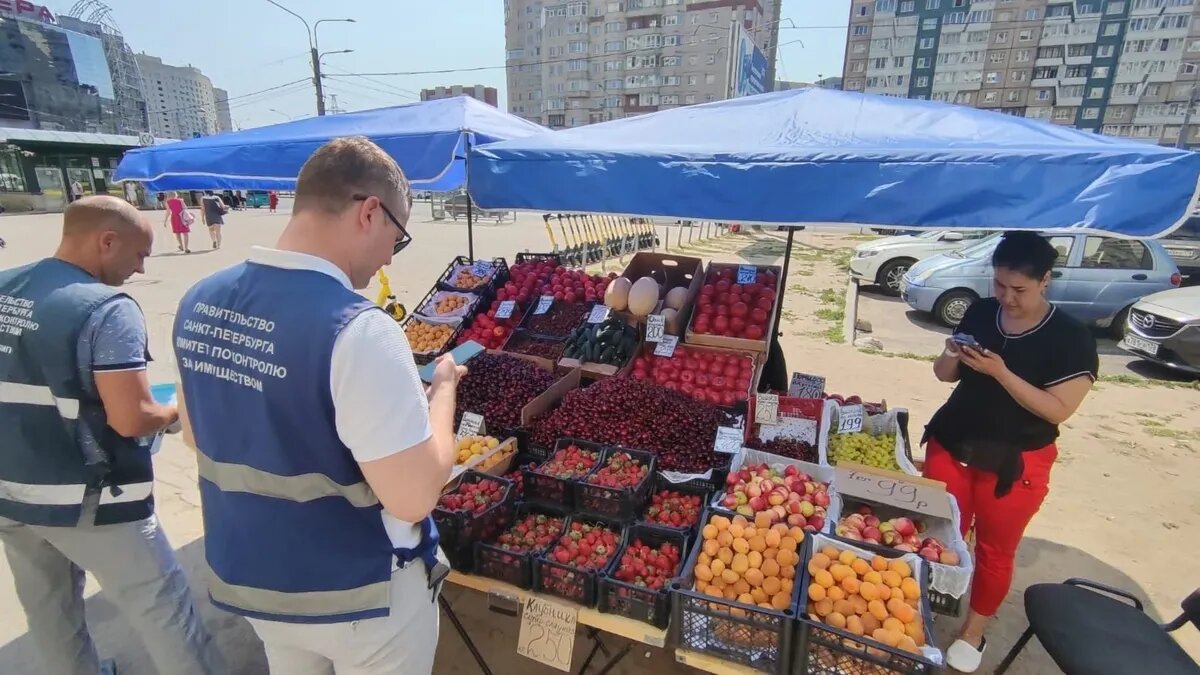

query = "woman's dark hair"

[{"left": 992, "top": 231, "right": 1058, "bottom": 280}]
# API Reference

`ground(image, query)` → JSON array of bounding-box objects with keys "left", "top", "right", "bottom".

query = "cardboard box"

[
  {"left": 616, "top": 252, "right": 705, "bottom": 339},
  {"left": 556, "top": 315, "right": 642, "bottom": 380},
  {"left": 521, "top": 367, "right": 582, "bottom": 427},
  {"left": 684, "top": 262, "right": 782, "bottom": 353}
]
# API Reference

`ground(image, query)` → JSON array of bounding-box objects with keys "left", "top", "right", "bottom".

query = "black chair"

[{"left": 996, "top": 578, "right": 1200, "bottom": 674}]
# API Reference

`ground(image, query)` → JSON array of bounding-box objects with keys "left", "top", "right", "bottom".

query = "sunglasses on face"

[{"left": 353, "top": 194, "right": 412, "bottom": 255}]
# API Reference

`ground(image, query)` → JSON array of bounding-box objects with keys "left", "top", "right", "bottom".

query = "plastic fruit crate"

[
  {"left": 597, "top": 524, "right": 690, "bottom": 628},
  {"left": 433, "top": 471, "right": 515, "bottom": 573},
  {"left": 671, "top": 507, "right": 807, "bottom": 675},
  {"left": 792, "top": 535, "right": 942, "bottom": 674},
  {"left": 436, "top": 255, "right": 509, "bottom": 295},
  {"left": 514, "top": 252, "right": 563, "bottom": 265},
  {"left": 474, "top": 502, "right": 569, "bottom": 590},
  {"left": 532, "top": 516, "right": 625, "bottom": 607},
  {"left": 639, "top": 473, "right": 714, "bottom": 534},
  {"left": 574, "top": 446, "right": 657, "bottom": 523},
  {"left": 523, "top": 438, "right": 606, "bottom": 508}
]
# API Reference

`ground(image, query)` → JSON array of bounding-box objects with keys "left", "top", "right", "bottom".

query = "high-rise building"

[
  {"left": 843, "top": 0, "right": 1200, "bottom": 148},
  {"left": 135, "top": 54, "right": 222, "bottom": 139},
  {"left": 504, "top": 0, "right": 779, "bottom": 128},
  {"left": 421, "top": 85, "right": 500, "bottom": 107},
  {"left": 213, "top": 87, "right": 233, "bottom": 132}
]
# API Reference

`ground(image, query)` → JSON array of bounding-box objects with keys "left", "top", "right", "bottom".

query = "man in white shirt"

[{"left": 173, "top": 137, "right": 462, "bottom": 674}]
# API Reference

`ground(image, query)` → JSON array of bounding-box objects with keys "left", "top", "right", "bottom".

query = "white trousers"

[
  {"left": 0, "top": 514, "right": 226, "bottom": 675},
  {"left": 247, "top": 557, "right": 443, "bottom": 675}
]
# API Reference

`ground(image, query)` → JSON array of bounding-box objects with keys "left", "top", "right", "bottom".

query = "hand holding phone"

[{"left": 951, "top": 333, "right": 982, "bottom": 350}]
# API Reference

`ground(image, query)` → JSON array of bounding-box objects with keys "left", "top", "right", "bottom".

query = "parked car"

[
  {"left": 244, "top": 190, "right": 270, "bottom": 208},
  {"left": 901, "top": 232, "right": 1182, "bottom": 333},
  {"left": 850, "top": 229, "right": 994, "bottom": 296},
  {"left": 1160, "top": 215, "right": 1200, "bottom": 278},
  {"left": 1118, "top": 286, "right": 1200, "bottom": 375}
]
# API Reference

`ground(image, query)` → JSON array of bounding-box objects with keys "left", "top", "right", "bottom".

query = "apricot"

[
  {"left": 898, "top": 635, "right": 920, "bottom": 654},
  {"left": 717, "top": 548, "right": 734, "bottom": 566},
  {"left": 695, "top": 564, "right": 714, "bottom": 581},
  {"left": 813, "top": 569, "right": 834, "bottom": 589},
  {"left": 751, "top": 588, "right": 768, "bottom": 605},
  {"left": 711, "top": 515, "right": 731, "bottom": 531},
  {"left": 891, "top": 601, "right": 916, "bottom": 624},
  {"left": 871, "top": 555, "right": 890, "bottom": 572},
  {"left": 833, "top": 599, "right": 855, "bottom": 617},
  {"left": 698, "top": 552, "right": 712, "bottom": 567},
  {"left": 814, "top": 598, "right": 834, "bottom": 617},
  {"left": 780, "top": 578, "right": 794, "bottom": 595},
  {"left": 710, "top": 558, "right": 726, "bottom": 576},
  {"left": 863, "top": 571, "right": 883, "bottom": 585},
  {"left": 883, "top": 617, "right": 905, "bottom": 635},
  {"left": 841, "top": 577, "right": 861, "bottom": 596},
  {"left": 762, "top": 559, "right": 782, "bottom": 579},
  {"left": 702, "top": 539, "right": 720, "bottom": 557},
  {"left": 771, "top": 592, "right": 791, "bottom": 611},
  {"left": 850, "top": 594, "right": 868, "bottom": 616},
  {"left": 696, "top": 580, "right": 709, "bottom": 593},
  {"left": 878, "top": 584, "right": 892, "bottom": 601},
  {"left": 724, "top": 587, "right": 739, "bottom": 600},
  {"left": 754, "top": 511, "right": 774, "bottom": 529},
  {"left": 734, "top": 579, "right": 751, "bottom": 596},
  {"left": 851, "top": 558, "right": 871, "bottom": 577},
  {"left": 764, "top": 530, "right": 782, "bottom": 549},
  {"left": 829, "top": 564, "right": 854, "bottom": 583},
  {"left": 868, "top": 599, "right": 889, "bottom": 622},
  {"left": 826, "top": 611, "right": 847, "bottom": 629},
  {"left": 905, "top": 620, "right": 926, "bottom": 646},
  {"left": 901, "top": 577, "right": 921, "bottom": 601},
  {"left": 888, "top": 559, "right": 912, "bottom": 578},
  {"left": 776, "top": 549, "right": 797, "bottom": 568},
  {"left": 748, "top": 551, "right": 763, "bottom": 570},
  {"left": 820, "top": 546, "right": 840, "bottom": 560},
  {"left": 749, "top": 535, "right": 767, "bottom": 553},
  {"left": 825, "top": 585, "right": 844, "bottom": 601},
  {"left": 788, "top": 526, "right": 806, "bottom": 542},
  {"left": 846, "top": 614, "right": 865, "bottom": 636},
  {"left": 838, "top": 550, "right": 858, "bottom": 566},
  {"left": 729, "top": 523, "right": 745, "bottom": 539},
  {"left": 744, "top": 569, "right": 765, "bottom": 587},
  {"left": 779, "top": 537, "right": 799, "bottom": 552},
  {"left": 732, "top": 537, "right": 751, "bottom": 554},
  {"left": 742, "top": 526, "right": 757, "bottom": 540},
  {"left": 738, "top": 593, "right": 755, "bottom": 605},
  {"left": 705, "top": 585, "right": 724, "bottom": 599},
  {"left": 702, "top": 524, "right": 718, "bottom": 540},
  {"left": 763, "top": 577, "right": 782, "bottom": 596},
  {"left": 881, "top": 571, "right": 902, "bottom": 588},
  {"left": 763, "top": 547, "right": 779, "bottom": 561},
  {"left": 721, "top": 569, "right": 740, "bottom": 585},
  {"left": 859, "top": 581, "right": 879, "bottom": 601},
  {"left": 717, "top": 531, "right": 734, "bottom": 548},
  {"left": 861, "top": 613, "right": 881, "bottom": 635},
  {"left": 731, "top": 553, "right": 750, "bottom": 574},
  {"left": 780, "top": 564, "right": 796, "bottom": 580}
]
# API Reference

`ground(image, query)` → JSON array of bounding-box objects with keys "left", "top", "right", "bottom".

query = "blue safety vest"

[
  {"left": 174, "top": 261, "right": 439, "bottom": 624},
  {"left": 0, "top": 259, "right": 154, "bottom": 526}
]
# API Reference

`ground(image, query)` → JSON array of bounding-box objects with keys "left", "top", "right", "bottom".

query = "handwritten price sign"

[
  {"left": 534, "top": 295, "right": 554, "bottom": 315},
  {"left": 653, "top": 335, "right": 679, "bottom": 357},
  {"left": 645, "top": 314, "right": 665, "bottom": 343},
  {"left": 788, "top": 372, "right": 826, "bottom": 399},
  {"left": 516, "top": 596, "right": 577, "bottom": 672},
  {"left": 833, "top": 463, "right": 953, "bottom": 520},
  {"left": 754, "top": 393, "right": 779, "bottom": 425},
  {"left": 836, "top": 404, "right": 865, "bottom": 434},
  {"left": 472, "top": 260, "right": 493, "bottom": 277},
  {"left": 495, "top": 300, "right": 516, "bottom": 319},
  {"left": 737, "top": 265, "right": 757, "bottom": 284},
  {"left": 714, "top": 426, "right": 744, "bottom": 455},
  {"left": 588, "top": 305, "right": 610, "bottom": 324},
  {"left": 456, "top": 412, "right": 486, "bottom": 440}
]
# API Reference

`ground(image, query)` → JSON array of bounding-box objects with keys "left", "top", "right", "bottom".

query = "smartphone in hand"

[{"left": 951, "top": 333, "right": 982, "bottom": 350}]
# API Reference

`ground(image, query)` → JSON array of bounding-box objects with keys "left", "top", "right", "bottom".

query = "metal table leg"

[{"left": 439, "top": 595, "right": 494, "bottom": 675}]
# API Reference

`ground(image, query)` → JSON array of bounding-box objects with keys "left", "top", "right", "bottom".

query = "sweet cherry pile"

[
  {"left": 587, "top": 451, "right": 649, "bottom": 490},
  {"left": 610, "top": 538, "right": 683, "bottom": 590},
  {"left": 499, "top": 260, "right": 612, "bottom": 306},
  {"left": 643, "top": 489, "right": 704, "bottom": 529},
  {"left": 537, "top": 444, "right": 600, "bottom": 480},
  {"left": 692, "top": 266, "right": 778, "bottom": 341},
  {"left": 436, "top": 477, "right": 507, "bottom": 516},
  {"left": 630, "top": 346, "right": 754, "bottom": 407},
  {"left": 494, "top": 513, "right": 566, "bottom": 554},
  {"left": 549, "top": 522, "right": 620, "bottom": 570}
]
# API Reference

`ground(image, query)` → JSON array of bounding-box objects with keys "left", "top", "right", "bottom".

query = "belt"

[{"left": 394, "top": 516, "right": 448, "bottom": 603}]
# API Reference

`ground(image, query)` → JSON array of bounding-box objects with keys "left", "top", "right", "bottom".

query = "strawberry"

[
  {"left": 642, "top": 489, "right": 702, "bottom": 529},
  {"left": 611, "top": 537, "right": 682, "bottom": 589},
  {"left": 437, "top": 477, "right": 508, "bottom": 516},
  {"left": 538, "top": 445, "right": 600, "bottom": 480},
  {"left": 587, "top": 451, "right": 650, "bottom": 490}
]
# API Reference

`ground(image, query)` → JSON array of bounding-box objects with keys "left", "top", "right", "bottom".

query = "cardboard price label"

[
  {"left": 714, "top": 426, "right": 744, "bottom": 454},
  {"left": 653, "top": 335, "right": 678, "bottom": 357},
  {"left": 587, "top": 305, "right": 610, "bottom": 324},
  {"left": 737, "top": 265, "right": 757, "bottom": 284},
  {"left": 754, "top": 393, "right": 779, "bottom": 425},
  {"left": 834, "top": 462, "right": 953, "bottom": 520},
  {"left": 456, "top": 412, "right": 486, "bottom": 439},
  {"left": 472, "top": 260, "right": 493, "bottom": 277},
  {"left": 534, "top": 295, "right": 554, "bottom": 315},
  {"left": 788, "top": 372, "right": 827, "bottom": 399},
  {"left": 495, "top": 300, "right": 516, "bottom": 319},
  {"left": 837, "top": 404, "right": 865, "bottom": 434},
  {"left": 516, "top": 596, "right": 577, "bottom": 672},
  {"left": 645, "top": 314, "right": 666, "bottom": 343}
]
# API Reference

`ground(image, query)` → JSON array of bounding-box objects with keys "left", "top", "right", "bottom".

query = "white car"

[{"left": 849, "top": 230, "right": 993, "bottom": 296}]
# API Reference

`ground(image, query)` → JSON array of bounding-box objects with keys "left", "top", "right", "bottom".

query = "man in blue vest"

[
  {"left": 0, "top": 195, "right": 225, "bottom": 675},
  {"left": 174, "top": 137, "right": 464, "bottom": 674}
]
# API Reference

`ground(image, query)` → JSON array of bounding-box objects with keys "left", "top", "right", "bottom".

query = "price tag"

[
  {"left": 714, "top": 426, "right": 744, "bottom": 454},
  {"left": 833, "top": 463, "right": 953, "bottom": 520},
  {"left": 534, "top": 295, "right": 554, "bottom": 315},
  {"left": 737, "top": 265, "right": 757, "bottom": 284},
  {"left": 755, "top": 393, "right": 779, "bottom": 425},
  {"left": 788, "top": 372, "right": 827, "bottom": 399},
  {"left": 456, "top": 412, "right": 486, "bottom": 440},
  {"left": 517, "top": 596, "right": 577, "bottom": 672},
  {"left": 837, "top": 404, "right": 865, "bottom": 434},
  {"left": 495, "top": 300, "right": 516, "bottom": 319},
  {"left": 653, "top": 334, "right": 678, "bottom": 357},
  {"left": 472, "top": 260, "right": 493, "bottom": 277},
  {"left": 587, "top": 305, "right": 610, "bottom": 324},
  {"left": 645, "top": 314, "right": 665, "bottom": 343}
]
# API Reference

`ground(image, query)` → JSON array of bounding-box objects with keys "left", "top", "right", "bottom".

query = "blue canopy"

[
  {"left": 469, "top": 88, "right": 1200, "bottom": 238},
  {"left": 115, "top": 96, "right": 546, "bottom": 192}
]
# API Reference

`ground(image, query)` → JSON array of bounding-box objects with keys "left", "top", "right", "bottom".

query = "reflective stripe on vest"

[
  {"left": 195, "top": 452, "right": 379, "bottom": 508},
  {"left": 207, "top": 568, "right": 391, "bottom": 621},
  {"left": 0, "top": 381, "right": 80, "bottom": 420},
  {"left": 0, "top": 478, "right": 86, "bottom": 505}
]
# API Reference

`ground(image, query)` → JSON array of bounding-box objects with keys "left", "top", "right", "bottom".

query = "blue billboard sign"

[{"left": 733, "top": 26, "right": 768, "bottom": 98}]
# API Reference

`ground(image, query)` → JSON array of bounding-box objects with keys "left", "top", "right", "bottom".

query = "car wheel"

[
  {"left": 934, "top": 290, "right": 977, "bottom": 328},
  {"left": 1110, "top": 306, "right": 1131, "bottom": 340},
  {"left": 876, "top": 258, "right": 916, "bottom": 297}
]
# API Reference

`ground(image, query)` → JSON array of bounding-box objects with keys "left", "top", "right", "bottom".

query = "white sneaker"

[{"left": 946, "top": 637, "right": 986, "bottom": 673}]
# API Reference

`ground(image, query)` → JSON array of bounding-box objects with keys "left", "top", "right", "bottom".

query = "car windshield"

[
  {"left": 1165, "top": 216, "right": 1200, "bottom": 241},
  {"left": 949, "top": 232, "right": 1003, "bottom": 258},
  {"left": 914, "top": 230, "right": 946, "bottom": 240}
]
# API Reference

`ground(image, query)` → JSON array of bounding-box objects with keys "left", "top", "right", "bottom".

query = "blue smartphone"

[
  {"left": 952, "top": 333, "right": 982, "bottom": 350},
  {"left": 418, "top": 340, "right": 485, "bottom": 383}
]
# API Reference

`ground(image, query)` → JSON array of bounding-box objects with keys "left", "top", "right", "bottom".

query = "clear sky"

[{"left": 98, "top": 0, "right": 850, "bottom": 129}]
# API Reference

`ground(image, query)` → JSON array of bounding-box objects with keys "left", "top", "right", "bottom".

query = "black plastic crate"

[
  {"left": 433, "top": 471, "right": 515, "bottom": 573},
  {"left": 597, "top": 524, "right": 690, "bottom": 628},
  {"left": 435, "top": 256, "right": 510, "bottom": 294},
  {"left": 523, "top": 438, "right": 606, "bottom": 508},
  {"left": 639, "top": 473, "right": 715, "bottom": 533},
  {"left": 670, "top": 507, "right": 807, "bottom": 675},
  {"left": 403, "top": 315, "right": 466, "bottom": 366},
  {"left": 474, "top": 502, "right": 569, "bottom": 590},
  {"left": 516, "top": 299, "right": 597, "bottom": 340},
  {"left": 791, "top": 540, "right": 940, "bottom": 674},
  {"left": 502, "top": 329, "right": 568, "bottom": 364},
  {"left": 532, "top": 516, "right": 625, "bottom": 607},
  {"left": 574, "top": 446, "right": 657, "bottom": 523},
  {"left": 514, "top": 252, "right": 563, "bottom": 265},
  {"left": 412, "top": 284, "right": 484, "bottom": 322}
]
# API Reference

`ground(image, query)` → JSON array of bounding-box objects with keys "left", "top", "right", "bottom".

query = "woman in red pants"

[{"left": 923, "top": 231, "right": 1098, "bottom": 672}]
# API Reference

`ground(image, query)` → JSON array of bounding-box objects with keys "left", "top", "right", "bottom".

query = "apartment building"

[
  {"left": 843, "top": 0, "right": 1200, "bottom": 147},
  {"left": 504, "top": 0, "right": 780, "bottom": 128},
  {"left": 135, "top": 54, "right": 221, "bottom": 140},
  {"left": 421, "top": 85, "right": 500, "bottom": 107}
]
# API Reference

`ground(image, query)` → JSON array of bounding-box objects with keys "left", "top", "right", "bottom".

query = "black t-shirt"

[{"left": 925, "top": 297, "right": 1098, "bottom": 465}]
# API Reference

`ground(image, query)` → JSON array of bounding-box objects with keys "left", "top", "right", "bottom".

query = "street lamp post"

[{"left": 264, "top": 1, "right": 354, "bottom": 116}]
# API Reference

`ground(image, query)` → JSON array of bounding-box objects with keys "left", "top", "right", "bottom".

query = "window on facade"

[
  {"left": 1106, "top": 1, "right": 1126, "bottom": 12},
  {"left": 1103, "top": 22, "right": 1120, "bottom": 36},
  {"left": 1024, "top": 9, "right": 1040, "bottom": 19},
  {"left": 900, "top": 0, "right": 915, "bottom": 10},
  {"left": 986, "top": 71, "right": 1002, "bottom": 83},
  {"left": 1053, "top": 107, "right": 1074, "bottom": 120},
  {"left": 919, "top": 37, "right": 935, "bottom": 49},
  {"left": 984, "top": 91, "right": 999, "bottom": 103},
  {"left": 705, "top": 73, "right": 715, "bottom": 84},
  {"left": 917, "top": 57, "right": 930, "bottom": 68},
  {"left": 1007, "top": 90, "right": 1022, "bottom": 102},
  {"left": 859, "top": 4, "right": 870, "bottom": 16},
  {"left": 853, "top": 25, "right": 868, "bottom": 35},
  {"left": 922, "top": 18, "right": 938, "bottom": 30},
  {"left": 926, "top": 0, "right": 939, "bottom": 7}
]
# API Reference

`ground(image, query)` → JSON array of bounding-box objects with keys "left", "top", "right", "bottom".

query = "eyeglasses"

[{"left": 353, "top": 194, "right": 412, "bottom": 255}]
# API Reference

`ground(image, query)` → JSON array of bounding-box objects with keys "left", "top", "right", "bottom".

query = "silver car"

[
  {"left": 901, "top": 233, "right": 1183, "bottom": 334},
  {"left": 1119, "top": 286, "right": 1200, "bottom": 375}
]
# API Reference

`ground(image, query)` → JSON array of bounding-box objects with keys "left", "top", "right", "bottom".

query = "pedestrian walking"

[
  {"left": 199, "top": 190, "right": 227, "bottom": 250},
  {"left": 0, "top": 195, "right": 226, "bottom": 675},
  {"left": 164, "top": 191, "right": 192, "bottom": 253},
  {"left": 155, "top": 192, "right": 165, "bottom": 210},
  {"left": 268, "top": 190, "right": 279, "bottom": 213},
  {"left": 69, "top": 179, "right": 83, "bottom": 203},
  {"left": 174, "top": 137, "right": 458, "bottom": 675}
]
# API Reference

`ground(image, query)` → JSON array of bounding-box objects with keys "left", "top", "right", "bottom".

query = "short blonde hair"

[{"left": 293, "top": 137, "right": 411, "bottom": 215}]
